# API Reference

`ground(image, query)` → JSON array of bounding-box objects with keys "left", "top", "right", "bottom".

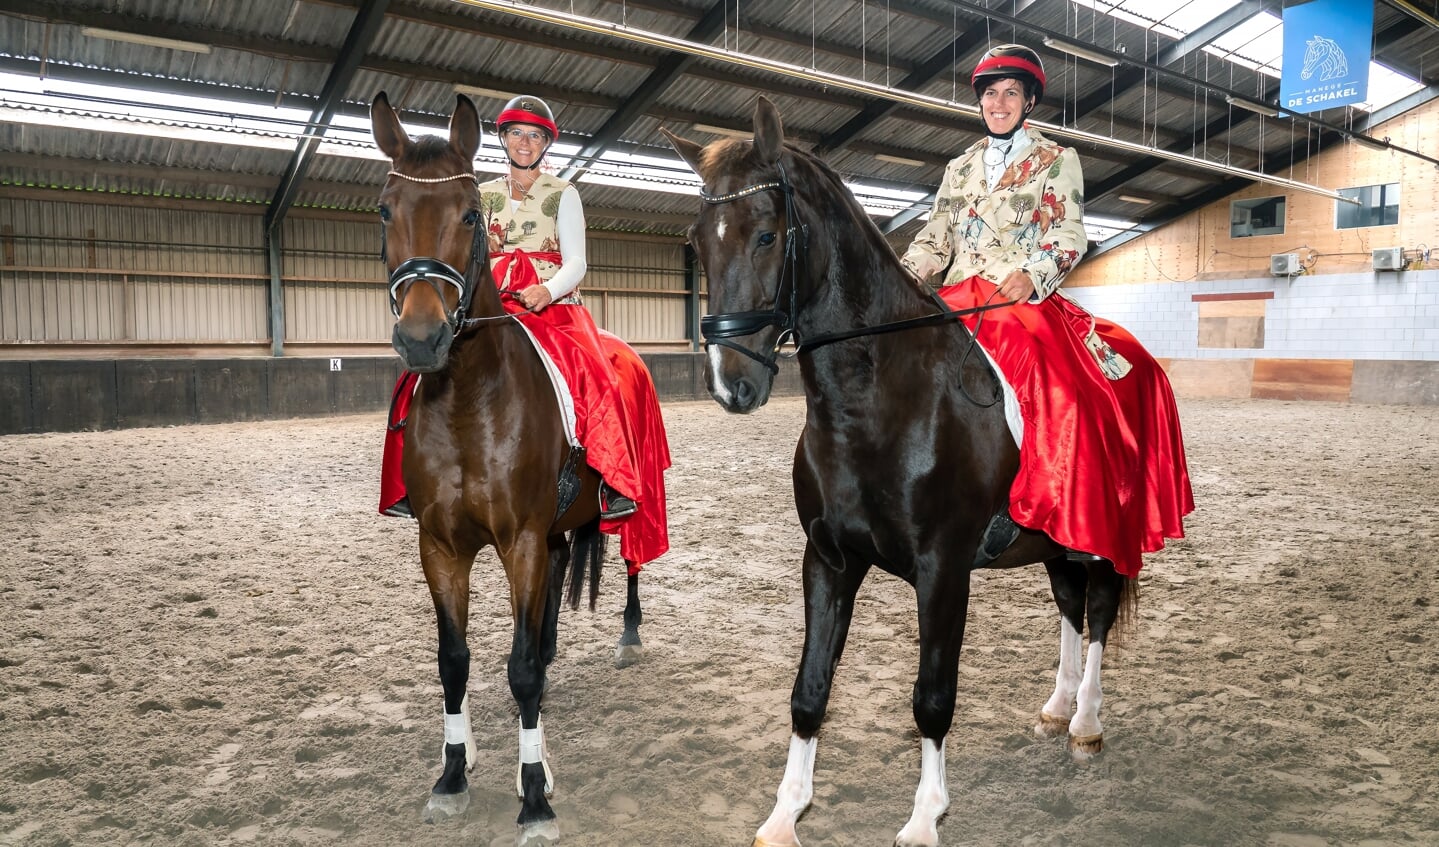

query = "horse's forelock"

[
  {"left": 698, "top": 139, "right": 754, "bottom": 186},
  {"left": 401, "top": 135, "right": 468, "bottom": 171}
]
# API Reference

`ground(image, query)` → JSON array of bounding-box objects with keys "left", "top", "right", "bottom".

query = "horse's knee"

[
  {"left": 790, "top": 690, "right": 827, "bottom": 737},
  {"left": 911, "top": 683, "right": 957, "bottom": 739}
]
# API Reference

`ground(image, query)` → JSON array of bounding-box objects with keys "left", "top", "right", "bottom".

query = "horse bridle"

[
  {"left": 383, "top": 170, "right": 516, "bottom": 332},
  {"left": 696, "top": 163, "right": 1015, "bottom": 375},
  {"left": 698, "top": 163, "right": 808, "bottom": 375}
]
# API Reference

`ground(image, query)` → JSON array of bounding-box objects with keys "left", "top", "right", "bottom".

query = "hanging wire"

[
  {"left": 810, "top": 0, "right": 815, "bottom": 70},
  {"left": 951, "top": 3, "right": 958, "bottom": 102},
  {"left": 860, "top": 0, "right": 867, "bottom": 82}
]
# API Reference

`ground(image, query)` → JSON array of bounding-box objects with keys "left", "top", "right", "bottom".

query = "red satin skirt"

[
  {"left": 940, "top": 276, "right": 1192, "bottom": 576},
  {"left": 378, "top": 303, "right": 670, "bottom": 570}
]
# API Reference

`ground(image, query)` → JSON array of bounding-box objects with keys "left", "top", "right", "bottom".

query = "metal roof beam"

[
  {"left": 1047, "top": 1, "right": 1267, "bottom": 125},
  {"left": 559, "top": 0, "right": 730, "bottom": 181},
  {"left": 1359, "top": 84, "right": 1439, "bottom": 129},
  {"left": 264, "top": 0, "right": 388, "bottom": 234}
]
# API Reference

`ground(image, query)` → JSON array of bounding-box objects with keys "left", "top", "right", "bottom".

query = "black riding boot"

[{"left": 600, "top": 483, "right": 637, "bottom": 520}]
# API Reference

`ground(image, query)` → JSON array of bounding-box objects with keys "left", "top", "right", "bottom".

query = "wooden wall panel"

[
  {"left": 1165, "top": 358, "right": 1254, "bottom": 399},
  {"left": 1251, "top": 358, "right": 1354, "bottom": 401}
]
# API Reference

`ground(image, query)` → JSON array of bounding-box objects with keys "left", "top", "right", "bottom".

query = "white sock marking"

[{"left": 754, "top": 733, "right": 816, "bottom": 845}]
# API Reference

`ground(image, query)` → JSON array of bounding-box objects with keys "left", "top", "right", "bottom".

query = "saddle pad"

[
  {"left": 513, "top": 319, "right": 580, "bottom": 448},
  {"left": 976, "top": 343, "right": 1024, "bottom": 448}
]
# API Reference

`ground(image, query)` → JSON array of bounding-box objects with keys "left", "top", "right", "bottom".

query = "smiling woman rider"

[
  {"left": 380, "top": 95, "right": 656, "bottom": 534},
  {"left": 900, "top": 43, "right": 1193, "bottom": 578}
]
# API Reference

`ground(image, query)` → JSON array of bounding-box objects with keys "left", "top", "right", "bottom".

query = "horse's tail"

[
  {"left": 565, "top": 517, "right": 606, "bottom": 611},
  {"left": 1112, "top": 574, "right": 1141, "bottom": 647}
]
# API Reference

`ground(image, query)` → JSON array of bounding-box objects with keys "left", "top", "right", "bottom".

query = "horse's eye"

[
  {"left": 463, "top": 209, "right": 480, "bottom": 226},
  {"left": 757, "top": 231, "right": 777, "bottom": 247},
  {"left": 379, "top": 205, "right": 392, "bottom": 222}
]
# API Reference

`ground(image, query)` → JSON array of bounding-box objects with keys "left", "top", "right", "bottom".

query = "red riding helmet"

[
  {"left": 496, "top": 95, "right": 558, "bottom": 141},
  {"left": 971, "top": 44, "right": 1047, "bottom": 103}
]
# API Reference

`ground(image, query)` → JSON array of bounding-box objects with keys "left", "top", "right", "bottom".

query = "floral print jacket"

[{"left": 901, "top": 127, "right": 1086, "bottom": 303}]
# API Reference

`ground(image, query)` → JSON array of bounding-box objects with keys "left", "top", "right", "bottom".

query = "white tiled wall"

[{"left": 1063, "top": 269, "right": 1439, "bottom": 361}]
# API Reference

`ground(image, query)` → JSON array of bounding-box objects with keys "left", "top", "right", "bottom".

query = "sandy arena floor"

[{"left": 2, "top": 396, "right": 1437, "bottom": 847}]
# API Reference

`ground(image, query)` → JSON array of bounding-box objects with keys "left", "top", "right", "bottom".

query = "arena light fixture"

[
  {"left": 692, "top": 123, "right": 751, "bottom": 139},
  {"left": 1041, "top": 37, "right": 1120, "bottom": 68},
  {"left": 80, "top": 27, "right": 212, "bottom": 54},
  {"left": 453, "top": 83, "right": 517, "bottom": 101},
  {"left": 1117, "top": 194, "right": 1154, "bottom": 205},
  {"left": 1225, "top": 95, "right": 1280, "bottom": 117},
  {"left": 1388, "top": 0, "right": 1439, "bottom": 29},
  {"left": 875, "top": 153, "right": 926, "bottom": 167},
  {"left": 451, "top": 0, "right": 1367, "bottom": 205}
]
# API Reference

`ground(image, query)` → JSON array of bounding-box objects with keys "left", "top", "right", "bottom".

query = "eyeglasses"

[{"left": 504, "top": 128, "right": 548, "bottom": 143}]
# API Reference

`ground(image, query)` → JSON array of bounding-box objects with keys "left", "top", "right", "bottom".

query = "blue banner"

[{"left": 1280, "top": 0, "right": 1373, "bottom": 114}]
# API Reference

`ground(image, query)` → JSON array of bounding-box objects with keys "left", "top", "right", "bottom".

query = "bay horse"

[
  {"left": 370, "top": 91, "right": 644, "bottom": 846},
  {"left": 663, "top": 98, "right": 1137, "bottom": 847}
]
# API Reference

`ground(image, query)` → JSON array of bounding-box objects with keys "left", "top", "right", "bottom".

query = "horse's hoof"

[
  {"left": 1068, "top": 733, "right": 1103, "bottom": 762},
  {"left": 753, "top": 838, "right": 801, "bottom": 847},
  {"left": 1034, "top": 711, "right": 1070, "bottom": 739},
  {"left": 517, "top": 818, "right": 560, "bottom": 847},
  {"left": 614, "top": 642, "right": 643, "bottom": 668},
  {"left": 422, "top": 789, "right": 470, "bottom": 823}
]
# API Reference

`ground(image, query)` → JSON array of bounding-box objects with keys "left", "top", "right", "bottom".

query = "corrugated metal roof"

[{"left": 2, "top": 0, "right": 1435, "bottom": 238}]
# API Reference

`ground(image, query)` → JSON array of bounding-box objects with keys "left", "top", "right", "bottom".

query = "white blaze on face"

[
  {"left": 707, "top": 343, "right": 734, "bottom": 406},
  {"left": 706, "top": 209, "right": 734, "bottom": 406}
]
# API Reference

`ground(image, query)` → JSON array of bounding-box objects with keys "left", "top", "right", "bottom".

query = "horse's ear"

[
  {"left": 752, "top": 96, "right": 784, "bottom": 165},
  {"left": 660, "top": 127, "right": 706, "bottom": 176},
  {"left": 370, "top": 91, "right": 411, "bottom": 162},
  {"left": 450, "top": 94, "right": 482, "bottom": 164}
]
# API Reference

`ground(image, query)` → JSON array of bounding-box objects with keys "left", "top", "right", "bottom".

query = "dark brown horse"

[
  {"left": 370, "top": 92, "right": 643, "bottom": 846},
  {"left": 664, "top": 98, "right": 1137, "bottom": 847}
]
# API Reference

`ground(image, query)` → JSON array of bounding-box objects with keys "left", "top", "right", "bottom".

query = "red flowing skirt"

[
  {"left": 941, "top": 276, "right": 1192, "bottom": 576},
  {"left": 378, "top": 303, "right": 670, "bottom": 570}
]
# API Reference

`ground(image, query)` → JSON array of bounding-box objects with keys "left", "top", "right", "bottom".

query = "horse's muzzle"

[
  {"left": 392, "top": 320, "right": 455, "bottom": 374},
  {"left": 705, "top": 353, "right": 773, "bottom": 414}
]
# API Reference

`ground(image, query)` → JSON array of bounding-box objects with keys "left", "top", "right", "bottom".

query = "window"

[
  {"left": 1230, "top": 196, "right": 1286, "bottom": 238},
  {"left": 1336, "top": 183, "right": 1400, "bottom": 229}
]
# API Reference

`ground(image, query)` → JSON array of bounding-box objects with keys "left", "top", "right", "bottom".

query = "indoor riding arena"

[{"left": 2, "top": 3, "right": 1436, "bottom": 847}]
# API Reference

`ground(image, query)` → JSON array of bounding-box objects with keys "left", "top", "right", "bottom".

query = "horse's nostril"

[{"left": 734, "top": 379, "right": 757, "bottom": 407}]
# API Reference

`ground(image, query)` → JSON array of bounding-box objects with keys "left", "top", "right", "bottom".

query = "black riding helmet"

[
  {"left": 971, "top": 44, "right": 1047, "bottom": 105},
  {"left": 496, "top": 95, "right": 557, "bottom": 171}
]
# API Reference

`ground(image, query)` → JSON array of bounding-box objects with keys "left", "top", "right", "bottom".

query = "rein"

[
  {"left": 384, "top": 169, "right": 516, "bottom": 333},
  {"left": 697, "top": 166, "right": 1015, "bottom": 369}
]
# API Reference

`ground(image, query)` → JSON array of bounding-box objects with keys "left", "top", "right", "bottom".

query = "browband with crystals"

[
  {"left": 700, "top": 181, "right": 784, "bottom": 203},
  {"left": 387, "top": 170, "right": 479, "bottom": 184}
]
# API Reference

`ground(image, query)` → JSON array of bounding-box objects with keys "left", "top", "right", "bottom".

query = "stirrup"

[
  {"left": 1066, "top": 549, "right": 1105, "bottom": 563},
  {"left": 381, "top": 497, "right": 414, "bottom": 519},
  {"left": 973, "top": 510, "right": 1019, "bottom": 566},
  {"left": 599, "top": 483, "right": 637, "bottom": 520}
]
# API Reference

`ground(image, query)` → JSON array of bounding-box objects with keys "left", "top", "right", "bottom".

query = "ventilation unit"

[
  {"left": 1373, "top": 247, "right": 1404, "bottom": 271},
  {"left": 1270, "top": 253, "right": 1301, "bottom": 276}
]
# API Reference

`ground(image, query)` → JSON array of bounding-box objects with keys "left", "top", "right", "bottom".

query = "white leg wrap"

[
  {"left": 1042, "top": 616, "right": 1083, "bottom": 720},
  {"left": 896, "top": 737, "right": 949, "bottom": 846},
  {"left": 1072, "top": 641, "right": 1106, "bottom": 739},
  {"left": 440, "top": 694, "right": 476, "bottom": 772},
  {"left": 519, "top": 722, "right": 545, "bottom": 764},
  {"left": 444, "top": 711, "right": 468, "bottom": 745},
  {"left": 754, "top": 734, "right": 817, "bottom": 846},
  {"left": 515, "top": 717, "right": 555, "bottom": 798}
]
